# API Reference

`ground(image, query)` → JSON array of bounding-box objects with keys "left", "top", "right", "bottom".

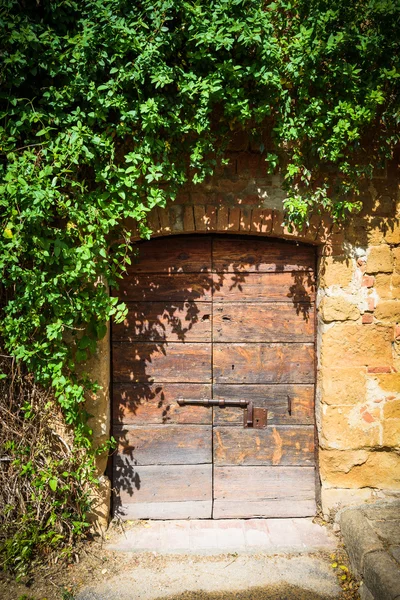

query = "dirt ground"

[{"left": 0, "top": 522, "right": 360, "bottom": 600}]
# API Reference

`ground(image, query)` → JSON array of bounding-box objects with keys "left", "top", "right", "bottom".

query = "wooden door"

[{"left": 112, "top": 235, "right": 316, "bottom": 519}]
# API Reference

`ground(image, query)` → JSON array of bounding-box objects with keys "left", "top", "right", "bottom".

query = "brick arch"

[{"left": 132, "top": 204, "right": 344, "bottom": 258}]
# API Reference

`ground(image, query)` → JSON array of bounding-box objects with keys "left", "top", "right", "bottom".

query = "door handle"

[{"left": 177, "top": 398, "right": 267, "bottom": 429}]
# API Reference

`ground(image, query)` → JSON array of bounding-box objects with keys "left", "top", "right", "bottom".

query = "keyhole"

[{"left": 231, "top": 364, "right": 235, "bottom": 370}]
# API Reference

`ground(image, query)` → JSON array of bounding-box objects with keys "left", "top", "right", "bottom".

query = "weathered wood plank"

[
  {"left": 117, "top": 273, "right": 213, "bottom": 302},
  {"left": 212, "top": 238, "right": 315, "bottom": 273},
  {"left": 213, "top": 303, "right": 314, "bottom": 343},
  {"left": 213, "top": 499, "right": 316, "bottom": 519},
  {"left": 113, "top": 383, "right": 212, "bottom": 425},
  {"left": 117, "top": 500, "right": 212, "bottom": 520},
  {"left": 115, "top": 464, "right": 212, "bottom": 503},
  {"left": 213, "top": 466, "right": 316, "bottom": 518},
  {"left": 213, "top": 426, "right": 315, "bottom": 466},
  {"left": 113, "top": 302, "right": 212, "bottom": 342},
  {"left": 115, "top": 425, "right": 212, "bottom": 465},
  {"left": 212, "top": 271, "right": 315, "bottom": 303},
  {"left": 213, "top": 384, "right": 314, "bottom": 426},
  {"left": 112, "top": 342, "right": 212, "bottom": 383},
  {"left": 129, "top": 236, "right": 212, "bottom": 273},
  {"left": 213, "top": 343, "right": 314, "bottom": 384}
]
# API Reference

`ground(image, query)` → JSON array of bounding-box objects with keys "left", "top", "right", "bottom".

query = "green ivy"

[{"left": 0, "top": 0, "right": 399, "bottom": 570}]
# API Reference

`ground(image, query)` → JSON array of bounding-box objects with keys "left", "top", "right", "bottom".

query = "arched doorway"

[{"left": 111, "top": 234, "right": 316, "bottom": 519}]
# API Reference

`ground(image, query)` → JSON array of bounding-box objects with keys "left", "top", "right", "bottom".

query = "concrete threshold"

[{"left": 107, "top": 517, "right": 337, "bottom": 555}]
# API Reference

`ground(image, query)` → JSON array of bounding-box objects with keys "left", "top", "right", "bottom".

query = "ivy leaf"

[{"left": 49, "top": 478, "right": 58, "bottom": 492}]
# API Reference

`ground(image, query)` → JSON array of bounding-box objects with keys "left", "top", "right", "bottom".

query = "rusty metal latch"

[{"left": 177, "top": 399, "right": 267, "bottom": 429}]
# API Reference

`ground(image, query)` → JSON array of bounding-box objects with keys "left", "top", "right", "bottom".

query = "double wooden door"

[{"left": 112, "top": 235, "right": 316, "bottom": 519}]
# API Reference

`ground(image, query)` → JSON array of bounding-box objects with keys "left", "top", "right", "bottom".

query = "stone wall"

[{"left": 87, "top": 137, "right": 400, "bottom": 523}]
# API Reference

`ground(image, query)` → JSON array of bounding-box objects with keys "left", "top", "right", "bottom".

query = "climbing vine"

[{"left": 0, "top": 0, "right": 399, "bottom": 573}]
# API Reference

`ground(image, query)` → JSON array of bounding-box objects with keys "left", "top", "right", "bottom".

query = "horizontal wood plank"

[
  {"left": 115, "top": 464, "right": 212, "bottom": 503},
  {"left": 213, "top": 466, "right": 316, "bottom": 516},
  {"left": 117, "top": 273, "right": 213, "bottom": 302},
  {"left": 212, "top": 238, "right": 315, "bottom": 273},
  {"left": 117, "top": 500, "right": 212, "bottom": 520},
  {"left": 113, "top": 342, "right": 212, "bottom": 383},
  {"left": 113, "top": 302, "right": 212, "bottom": 342},
  {"left": 213, "top": 303, "right": 314, "bottom": 343},
  {"left": 213, "top": 426, "right": 315, "bottom": 466},
  {"left": 115, "top": 425, "right": 212, "bottom": 465},
  {"left": 213, "top": 271, "right": 315, "bottom": 303},
  {"left": 213, "top": 384, "right": 314, "bottom": 426},
  {"left": 213, "top": 343, "right": 314, "bottom": 384},
  {"left": 128, "top": 237, "right": 212, "bottom": 273},
  {"left": 213, "top": 498, "right": 316, "bottom": 519},
  {"left": 113, "top": 383, "right": 212, "bottom": 425}
]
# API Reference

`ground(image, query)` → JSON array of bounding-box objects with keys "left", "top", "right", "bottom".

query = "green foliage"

[{"left": 0, "top": 0, "right": 399, "bottom": 573}]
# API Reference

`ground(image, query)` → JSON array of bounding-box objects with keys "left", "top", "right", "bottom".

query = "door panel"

[
  {"left": 112, "top": 235, "right": 316, "bottom": 520},
  {"left": 118, "top": 273, "right": 213, "bottom": 302},
  {"left": 213, "top": 343, "right": 314, "bottom": 384},
  {"left": 213, "top": 302, "right": 314, "bottom": 342},
  {"left": 212, "top": 238, "right": 314, "bottom": 272},
  {"left": 128, "top": 236, "right": 212, "bottom": 273},
  {"left": 116, "top": 425, "right": 212, "bottom": 465},
  {"left": 116, "top": 465, "right": 212, "bottom": 520},
  {"left": 113, "top": 342, "right": 212, "bottom": 383},
  {"left": 213, "top": 426, "right": 315, "bottom": 466},
  {"left": 213, "top": 466, "right": 316, "bottom": 518},
  {"left": 112, "top": 236, "right": 213, "bottom": 519},
  {"left": 213, "top": 271, "right": 315, "bottom": 303},
  {"left": 113, "top": 383, "right": 212, "bottom": 425},
  {"left": 212, "top": 384, "right": 314, "bottom": 426},
  {"left": 113, "top": 302, "right": 212, "bottom": 342}
]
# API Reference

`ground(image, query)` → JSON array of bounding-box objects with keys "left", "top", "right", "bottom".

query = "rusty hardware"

[{"left": 177, "top": 398, "right": 267, "bottom": 429}]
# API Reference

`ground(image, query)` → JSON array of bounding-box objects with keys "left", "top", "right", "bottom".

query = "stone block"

[
  {"left": 88, "top": 475, "right": 111, "bottom": 534},
  {"left": 183, "top": 205, "right": 195, "bottom": 231},
  {"left": 194, "top": 205, "right": 207, "bottom": 231},
  {"left": 319, "top": 256, "right": 354, "bottom": 288},
  {"left": 84, "top": 323, "right": 110, "bottom": 471},
  {"left": 383, "top": 218, "right": 400, "bottom": 244},
  {"left": 373, "top": 373, "right": 400, "bottom": 393},
  {"left": 375, "top": 300, "right": 400, "bottom": 323},
  {"left": 319, "top": 367, "right": 366, "bottom": 405},
  {"left": 319, "top": 449, "right": 370, "bottom": 477},
  {"left": 366, "top": 245, "right": 393, "bottom": 274},
  {"left": 228, "top": 207, "right": 240, "bottom": 231},
  {"left": 319, "top": 296, "right": 360, "bottom": 322},
  {"left": 250, "top": 208, "right": 273, "bottom": 233},
  {"left": 321, "top": 452, "right": 400, "bottom": 489},
  {"left": 239, "top": 207, "right": 252, "bottom": 231},
  {"left": 393, "top": 247, "right": 400, "bottom": 273},
  {"left": 375, "top": 273, "right": 392, "bottom": 298},
  {"left": 319, "top": 406, "right": 380, "bottom": 450},
  {"left": 392, "top": 273, "right": 400, "bottom": 299},
  {"left": 363, "top": 550, "right": 400, "bottom": 600},
  {"left": 320, "top": 323, "right": 393, "bottom": 368},
  {"left": 321, "top": 487, "right": 375, "bottom": 516},
  {"left": 205, "top": 205, "right": 217, "bottom": 231},
  {"left": 217, "top": 206, "right": 229, "bottom": 230},
  {"left": 382, "top": 419, "right": 400, "bottom": 447},
  {"left": 169, "top": 205, "right": 184, "bottom": 232},
  {"left": 340, "top": 509, "right": 383, "bottom": 577},
  {"left": 358, "top": 582, "right": 374, "bottom": 600}
]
